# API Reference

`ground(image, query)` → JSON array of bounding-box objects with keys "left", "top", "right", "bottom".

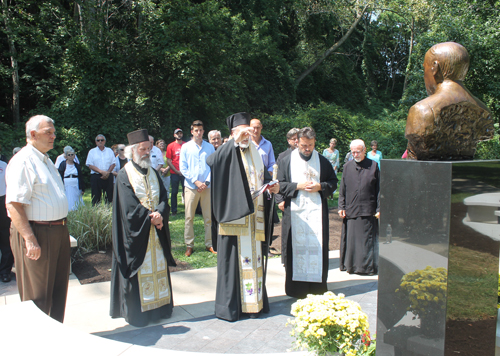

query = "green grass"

[
  {"left": 446, "top": 245, "right": 498, "bottom": 320},
  {"left": 81, "top": 188, "right": 218, "bottom": 269},
  {"left": 77, "top": 172, "right": 343, "bottom": 269}
]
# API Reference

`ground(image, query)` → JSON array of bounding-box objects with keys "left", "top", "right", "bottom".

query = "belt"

[
  {"left": 64, "top": 174, "right": 78, "bottom": 179},
  {"left": 30, "top": 218, "right": 67, "bottom": 227}
]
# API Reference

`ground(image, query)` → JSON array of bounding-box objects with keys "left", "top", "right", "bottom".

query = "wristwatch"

[{"left": 205, "top": 181, "right": 210, "bottom": 187}]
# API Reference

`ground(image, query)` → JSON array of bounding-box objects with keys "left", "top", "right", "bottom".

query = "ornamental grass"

[
  {"left": 288, "top": 291, "right": 372, "bottom": 356},
  {"left": 67, "top": 200, "right": 113, "bottom": 252}
]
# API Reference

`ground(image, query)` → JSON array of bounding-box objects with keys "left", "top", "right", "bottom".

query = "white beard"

[
  {"left": 239, "top": 141, "right": 250, "bottom": 148},
  {"left": 354, "top": 157, "right": 362, "bottom": 162},
  {"left": 133, "top": 152, "right": 151, "bottom": 169}
]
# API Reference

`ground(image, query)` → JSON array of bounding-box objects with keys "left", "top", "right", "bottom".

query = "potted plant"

[{"left": 288, "top": 291, "right": 373, "bottom": 356}]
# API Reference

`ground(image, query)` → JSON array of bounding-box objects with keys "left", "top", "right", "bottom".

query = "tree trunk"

[
  {"left": 295, "top": 4, "right": 369, "bottom": 87},
  {"left": 402, "top": 16, "right": 415, "bottom": 95},
  {"left": 1, "top": 0, "right": 20, "bottom": 125}
]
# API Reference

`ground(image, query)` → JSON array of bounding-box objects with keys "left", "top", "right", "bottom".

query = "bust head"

[{"left": 423, "top": 42, "right": 469, "bottom": 95}]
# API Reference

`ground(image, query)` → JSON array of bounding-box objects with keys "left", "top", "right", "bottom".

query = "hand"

[
  {"left": 150, "top": 211, "right": 163, "bottom": 229},
  {"left": 338, "top": 210, "right": 346, "bottom": 218},
  {"left": 195, "top": 181, "right": 207, "bottom": 192},
  {"left": 375, "top": 212, "right": 380, "bottom": 219},
  {"left": 25, "top": 238, "right": 41, "bottom": 260},
  {"left": 234, "top": 127, "right": 254, "bottom": 144},
  {"left": 278, "top": 201, "right": 285, "bottom": 212},
  {"left": 101, "top": 171, "right": 109, "bottom": 180},
  {"left": 304, "top": 182, "right": 321, "bottom": 192},
  {"left": 267, "top": 182, "right": 279, "bottom": 194}
]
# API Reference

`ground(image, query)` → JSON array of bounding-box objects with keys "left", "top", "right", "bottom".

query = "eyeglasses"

[
  {"left": 119, "top": 149, "right": 124, "bottom": 151},
  {"left": 96, "top": 139, "right": 104, "bottom": 142},
  {"left": 67, "top": 153, "right": 75, "bottom": 156}
]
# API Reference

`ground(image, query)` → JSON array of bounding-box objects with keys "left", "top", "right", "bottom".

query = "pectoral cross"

[{"left": 304, "top": 165, "right": 316, "bottom": 181}]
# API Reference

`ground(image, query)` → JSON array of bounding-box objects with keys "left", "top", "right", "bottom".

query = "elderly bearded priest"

[
  {"left": 277, "top": 127, "right": 337, "bottom": 299},
  {"left": 207, "top": 112, "right": 279, "bottom": 321},
  {"left": 110, "top": 129, "right": 176, "bottom": 327}
]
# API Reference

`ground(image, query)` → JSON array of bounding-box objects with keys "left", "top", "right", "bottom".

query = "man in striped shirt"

[{"left": 6, "top": 115, "right": 70, "bottom": 323}]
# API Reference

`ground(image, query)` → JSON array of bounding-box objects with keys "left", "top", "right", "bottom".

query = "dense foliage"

[{"left": 1, "top": 0, "right": 499, "bottom": 163}]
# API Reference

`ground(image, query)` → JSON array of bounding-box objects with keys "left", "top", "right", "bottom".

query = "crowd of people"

[{"left": 0, "top": 113, "right": 382, "bottom": 327}]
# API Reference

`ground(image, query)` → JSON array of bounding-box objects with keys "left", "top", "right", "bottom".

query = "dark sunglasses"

[
  {"left": 96, "top": 139, "right": 105, "bottom": 142},
  {"left": 67, "top": 153, "right": 75, "bottom": 156}
]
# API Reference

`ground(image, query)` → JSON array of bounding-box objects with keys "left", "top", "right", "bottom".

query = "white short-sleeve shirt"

[
  {"left": 6, "top": 144, "right": 68, "bottom": 221},
  {"left": 85, "top": 146, "right": 116, "bottom": 174}
]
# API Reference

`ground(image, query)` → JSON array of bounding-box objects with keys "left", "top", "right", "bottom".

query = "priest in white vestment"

[{"left": 277, "top": 127, "right": 337, "bottom": 298}]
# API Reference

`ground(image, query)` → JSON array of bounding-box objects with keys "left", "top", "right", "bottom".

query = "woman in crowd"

[
  {"left": 58, "top": 146, "right": 84, "bottom": 211},
  {"left": 367, "top": 140, "right": 383, "bottom": 168},
  {"left": 322, "top": 138, "right": 340, "bottom": 174},
  {"left": 157, "top": 139, "right": 170, "bottom": 199}
]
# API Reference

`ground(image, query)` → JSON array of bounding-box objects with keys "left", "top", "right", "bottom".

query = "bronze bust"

[{"left": 405, "top": 42, "right": 494, "bottom": 160}]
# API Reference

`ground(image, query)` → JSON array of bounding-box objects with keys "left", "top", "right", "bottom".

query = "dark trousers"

[
  {"left": 90, "top": 173, "right": 113, "bottom": 205},
  {"left": 0, "top": 195, "right": 13, "bottom": 275},
  {"left": 170, "top": 173, "right": 185, "bottom": 214},
  {"left": 11, "top": 222, "right": 70, "bottom": 323}
]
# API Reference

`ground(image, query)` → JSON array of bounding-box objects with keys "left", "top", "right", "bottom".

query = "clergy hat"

[
  {"left": 226, "top": 112, "right": 251, "bottom": 131},
  {"left": 127, "top": 129, "right": 149, "bottom": 145}
]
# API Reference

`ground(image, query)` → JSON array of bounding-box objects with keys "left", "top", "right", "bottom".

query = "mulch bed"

[{"left": 72, "top": 207, "right": 343, "bottom": 285}]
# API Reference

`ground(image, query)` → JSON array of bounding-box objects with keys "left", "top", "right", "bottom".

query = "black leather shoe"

[{"left": 1, "top": 274, "right": 11, "bottom": 283}]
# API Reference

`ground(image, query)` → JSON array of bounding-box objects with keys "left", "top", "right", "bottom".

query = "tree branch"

[{"left": 295, "top": 4, "right": 370, "bottom": 86}]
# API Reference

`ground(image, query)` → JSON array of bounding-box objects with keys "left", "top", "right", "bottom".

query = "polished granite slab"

[{"left": 376, "top": 160, "right": 500, "bottom": 356}]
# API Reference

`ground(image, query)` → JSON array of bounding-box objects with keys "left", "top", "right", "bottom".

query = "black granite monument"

[{"left": 376, "top": 160, "right": 500, "bottom": 355}]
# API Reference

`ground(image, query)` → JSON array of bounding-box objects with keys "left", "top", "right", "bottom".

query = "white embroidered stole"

[
  {"left": 218, "top": 144, "right": 265, "bottom": 313},
  {"left": 290, "top": 149, "right": 323, "bottom": 283},
  {"left": 124, "top": 163, "right": 171, "bottom": 311}
]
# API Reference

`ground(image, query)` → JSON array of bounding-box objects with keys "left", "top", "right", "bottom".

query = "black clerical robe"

[
  {"left": 338, "top": 157, "right": 380, "bottom": 275},
  {"left": 206, "top": 140, "right": 273, "bottom": 321},
  {"left": 277, "top": 151, "right": 337, "bottom": 299},
  {"left": 110, "top": 162, "right": 176, "bottom": 327}
]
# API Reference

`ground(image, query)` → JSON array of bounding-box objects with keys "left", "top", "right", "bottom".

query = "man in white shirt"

[
  {"left": 149, "top": 135, "right": 164, "bottom": 172},
  {"left": 6, "top": 115, "right": 70, "bottom": 322},
  {"left": 86, "top": 134, "right": 116, "bottom": 205}
]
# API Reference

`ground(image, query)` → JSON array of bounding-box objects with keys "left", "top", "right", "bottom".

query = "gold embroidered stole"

[
  {"left": 124, "top": 163, "right": 171, "bottom": 312},
  {"left": 289, "top": 149, "right": 323, "bottom": 283},
  {"left": 218, "top": 144, "right": 265, "bottom": 313}
]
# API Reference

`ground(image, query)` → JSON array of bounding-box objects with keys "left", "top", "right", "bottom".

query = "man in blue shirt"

[
  {"left": 179, "top": 120, "right": 216, "bottom": 257},
  {"left": 250, "top": 118, "right": 276, "bottom": 176}
]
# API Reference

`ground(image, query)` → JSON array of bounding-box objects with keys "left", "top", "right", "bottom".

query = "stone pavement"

[{"left": 0, "top": 251, "right": 378, "bottom": 354}]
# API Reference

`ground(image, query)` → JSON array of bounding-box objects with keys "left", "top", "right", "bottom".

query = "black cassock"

[
  {"left": 110, "top": 162, "right": 176, "bottom": 327},
  {"left": 338, "top": 157, "right": 380, "bottom": 275},
  {"left": 277, "top": 151, "right": 337, "bottom": 299},
  {"left": 206, "top": 140, "right": 273, "bottom": 321}
]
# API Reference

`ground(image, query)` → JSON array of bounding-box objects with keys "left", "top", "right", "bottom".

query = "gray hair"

[
  {"left": 208, "top": 130, "right": 221, "bottom": 141},
  {"left": 297, "top": 127, "right": 316, "bottom": 140},
  {"left": 25, "top": 115, "right": 54, "bottom": 139},
  {"left": 95, "top": 134, "right": 106, "bottom": 141},
  {"left": 124, "top": 144, "right": 138, "bottom": 160},
  {"left": 63, "top": 146, "right": 75, "bottom": 157},
  {"left": 149, "top": 135, "right": 154, "bottom": 141},
  {"left": 13, "top": 147, "right": 22, "bottom": 155},
  {"left": 286, "top": 128, "right": 300, "bottom": 140},
  {"left": 117, "top": 144, "right": 126, "bottom": 151},
  {"left": 350, "top": 139, "right": 366, "bottom": 150}
]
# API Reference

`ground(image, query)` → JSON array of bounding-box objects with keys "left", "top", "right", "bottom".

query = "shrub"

[{"left": 67, "top": 200, "right": 113, "bottom": 252}]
